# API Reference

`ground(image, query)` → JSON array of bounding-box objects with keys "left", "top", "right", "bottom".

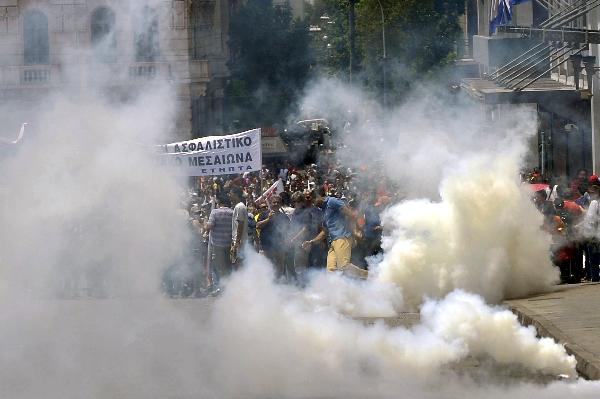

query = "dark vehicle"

[{"left": 280, "top": 119, "right": 332, "bottom": 165}]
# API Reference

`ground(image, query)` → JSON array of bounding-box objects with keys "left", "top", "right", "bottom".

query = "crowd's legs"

[
  {"left": 264, "top": 249, "right": 286, "bottom": 280},
  {"left": 587, "top": 242, "right": 600, "bottom": 282},
  {"left": 210, "top": 245, "right": 232, "bottom": 287},
  {"left": 293, "top": 246, "right": 308, "bottom": 284},
  {"left": 309, "top": 243, "right": 327, "bottom": 269},
  {"left": 570, "top": 243, "right": 584, "bottom": 283},
  {"left": 326, "top": 238, "right": 352, "bottom": 272},
  {"left": 556, "top": 241, "right": 600, "bottom": 283}
]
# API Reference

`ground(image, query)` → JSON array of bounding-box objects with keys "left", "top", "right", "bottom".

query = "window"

[
  {"left": 190, "top": 1, "right": 215, "bottom": 60},
  {"left": 134, "top": 7, "right": 159, "bottom": 62},
  {"left": 23, "top": 10, "right": 49, "bottom": 65},
  {"left": 91, "top": 7, "right": 116, "bottom": 61}
]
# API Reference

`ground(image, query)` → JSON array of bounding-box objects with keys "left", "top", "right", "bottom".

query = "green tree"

[
  {"left": 226, "top": 0, "right": 313, "bottom": 130},
  {"left": 305, "top": 0, "right": 355, "bottom": 77},
  {"left": 307, "top": 0, "right": 465, "bottom": 102}
]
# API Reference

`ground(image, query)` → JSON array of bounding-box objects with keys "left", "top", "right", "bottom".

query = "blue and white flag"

[{"left": 490, "top": 0, "right": 531, "bottom": 34}]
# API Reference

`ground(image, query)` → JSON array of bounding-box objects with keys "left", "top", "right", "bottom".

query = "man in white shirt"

[{"left": 229, "top": 186, "right": 248, "bottom": 268}]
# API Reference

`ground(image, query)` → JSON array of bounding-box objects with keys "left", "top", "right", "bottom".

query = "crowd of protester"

[
  {"left": 526, "top": 167, "right": 600, "bottom": 284},
  {"left": 165, "top": 157, "right": 399, "bottom": 297}
]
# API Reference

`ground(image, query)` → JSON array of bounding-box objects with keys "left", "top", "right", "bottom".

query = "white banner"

[
  {"left": 157, "top": 128, "right": 262, "bottom": 176},
  {"left": 255, "top": 178, "right": 284, "bottom": 204}
]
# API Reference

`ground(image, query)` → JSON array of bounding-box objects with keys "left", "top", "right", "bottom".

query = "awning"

[{"left": 461, "top": 77, "right": 582, "bottom": 104}]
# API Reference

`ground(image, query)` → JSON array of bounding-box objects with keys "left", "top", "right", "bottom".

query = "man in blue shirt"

[{"left": 302, "top": 188, "right": 366, "bottom": 278}]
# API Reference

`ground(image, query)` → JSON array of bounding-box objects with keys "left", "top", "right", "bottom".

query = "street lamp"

[{"left": 375, "top": 0, "right": 386, "bottom": 108}]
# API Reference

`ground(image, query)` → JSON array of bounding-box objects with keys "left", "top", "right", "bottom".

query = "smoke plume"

[
  {"left": 0, "top": 3, "right": 594, "bottom": 398},
  {"left": 376, "top": 154, "right": 558, "bottom": 307}
]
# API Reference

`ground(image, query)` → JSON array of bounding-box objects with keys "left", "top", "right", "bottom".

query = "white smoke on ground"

[
  {"left": 0, "top": 4, "right": 592, "bottom": 397},
  {"left": 0, "top": 257, "right": 585, "bottom": 399},
  {"left": 206, "top": 258, "right": 576, "bottom": 399},
  {"left": 376, "top": 154, "right": 558, "bottom": 307}
]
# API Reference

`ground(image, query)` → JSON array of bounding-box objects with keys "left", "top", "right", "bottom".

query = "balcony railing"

[
  {"left": 21, "top": 67, "right": 51, "bottom": 84},
  {"left": 128, "top": 62, "right": 172, "bottom": 80},
  {"left": 0, "top": 60, "right": 210, "bottom": 89},
  {"left": 0, "top": 65, "right": 60, "bottom": 87}
]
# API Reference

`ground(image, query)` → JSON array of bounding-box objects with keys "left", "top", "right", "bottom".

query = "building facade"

[
  {"left": 0, "top": 0, "right": 231, "bottom": 141},
  {"left": 460, "top": 0, "right": 600, "bottom": 180}
]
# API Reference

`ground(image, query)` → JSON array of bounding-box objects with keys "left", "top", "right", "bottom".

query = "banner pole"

[{"left": 205, "top": 195, "right": 216, "bottom": 290}]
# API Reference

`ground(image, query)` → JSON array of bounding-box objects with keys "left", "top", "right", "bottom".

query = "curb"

[{"left": 508, "top": 302, "right": 600, "bottom": 380}]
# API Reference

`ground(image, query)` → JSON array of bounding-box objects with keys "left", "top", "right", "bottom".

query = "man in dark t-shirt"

[{"left": 256, "top": 195, "right": 289, "bottom": 279}]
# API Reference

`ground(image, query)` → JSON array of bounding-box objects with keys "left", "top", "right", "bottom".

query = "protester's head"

[
  {"left": 280, "top": 191, "right": 291, "bottom": 207},
  {"left": 257, "top": 201, "right": 268, "bottom": 213},
  {"left": 217, "top": 193, "right": 231, "bottom": 208},
  {"left": 271, "top": 195, "right": 282, "bottom": 210},
  {"left": 311, "top": 187, "right": 327, "bottom": 208},
  {"left": 292, "top": 191, "right": 306, "bottom": 208},
  {"left": 577, "top": 168, "right": 589, "bottom": 181},
  {"left": 229, "top": 186, "right": 244, "bottom": 204}
]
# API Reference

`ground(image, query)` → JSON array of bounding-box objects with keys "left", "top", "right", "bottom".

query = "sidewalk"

[{"left": 505, "top": 283, "right": 600, "bottom": 380}]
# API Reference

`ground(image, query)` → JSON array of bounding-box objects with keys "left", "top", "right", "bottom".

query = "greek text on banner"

[{"left": 157, "top": 128, "right": 262, "bottom": 176}]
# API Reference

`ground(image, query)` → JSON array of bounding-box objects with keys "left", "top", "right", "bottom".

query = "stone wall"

[{"left": 0, "top": 0, "right": 230, "bottom": 140}]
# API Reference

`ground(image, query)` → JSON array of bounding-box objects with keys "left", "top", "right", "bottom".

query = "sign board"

[
  {"left": 157, "top": 128, "right": 262, "bottom": 176},
  {"left": 262, "top": 136, "right": 288, "bottom": 155}
]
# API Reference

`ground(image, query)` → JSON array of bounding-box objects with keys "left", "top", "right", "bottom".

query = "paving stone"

[{"left": 505, "top": 283, "right": 600, "bottom": 380}]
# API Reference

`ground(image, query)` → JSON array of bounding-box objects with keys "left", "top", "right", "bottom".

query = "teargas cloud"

[{"left": 0, "top": 1, "right": 599, "bottom": 399}]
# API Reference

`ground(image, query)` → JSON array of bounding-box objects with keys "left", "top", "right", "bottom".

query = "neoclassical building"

[{"left": 0, "top": 0, "right": 232, "bottom": 140}]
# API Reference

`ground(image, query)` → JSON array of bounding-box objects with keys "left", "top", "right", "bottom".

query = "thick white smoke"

[
  {"left": 0, "top": 88, "right": 185, "bottom": 299},
  {"left": 0, "top": 88, "right": 587, "bottom": 397},
  {"left": 208, "top": 259, "right": 575, "bottom": 399},
  {"left": 295, "top": 78, "right": 537, "bottom": 198},
  {"left": 0, "top": 4, "right": 593, "bottom": 397},
  {"left": 376, "top": 154, "right": 558, "bottom": 307}
]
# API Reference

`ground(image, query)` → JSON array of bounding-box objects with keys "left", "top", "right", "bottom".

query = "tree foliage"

[
  {"left": 226, "top": 0, "right": 313, "bottom": 130},
  {"left": 308, "top": 0, "right": 465, "bottom": 101}
]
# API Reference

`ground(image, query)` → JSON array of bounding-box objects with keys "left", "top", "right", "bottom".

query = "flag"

[
  {"left": 490, "top": 0, "right": 531, "bottom": 34},
  {"left": 255, "top": 178, "right": 284, "bottom": 204}
]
